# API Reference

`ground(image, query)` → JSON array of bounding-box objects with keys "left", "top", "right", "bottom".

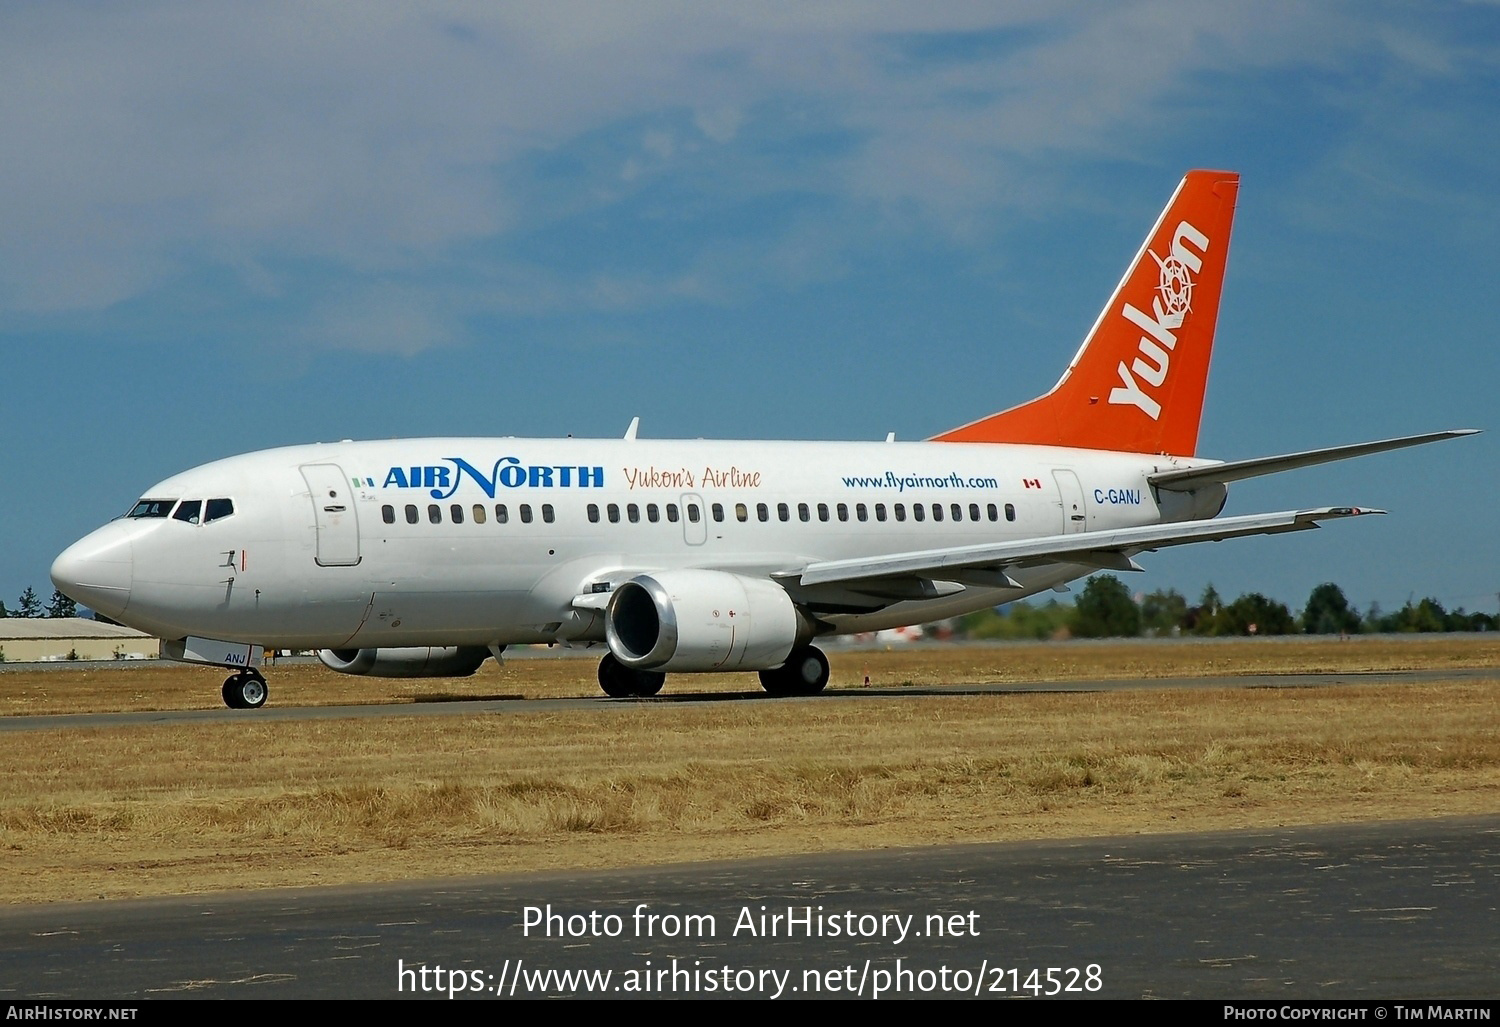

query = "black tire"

[
  {"left": 760, "top": 645, "right": 829, "bottom": 696},
  {"left": 598, "top": 654, "right": 637, "bottom": 698},
  {"left": 599, "top": 654, "right": 667, "bottom": 698},
  {"left": 758, "top": 665, "right": 792, "bottom": 695},
  {"left": 787, "top": 645, "right": 830, "bottom": 694},
  {"left": 223, "top": 671, "right": 268, "bottom": 710}
]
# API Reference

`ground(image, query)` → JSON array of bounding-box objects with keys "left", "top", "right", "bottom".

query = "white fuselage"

[{"left": 53, "top": 437, "right": 1221, "bottom": 649}]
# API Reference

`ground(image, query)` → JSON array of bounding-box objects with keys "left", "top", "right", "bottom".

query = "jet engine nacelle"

[
  {"left": 317, "top": 646, "right": 491, "bottom": 678},
  {"left": 605, "top": 569, "right": 808, "bottom": 672}
]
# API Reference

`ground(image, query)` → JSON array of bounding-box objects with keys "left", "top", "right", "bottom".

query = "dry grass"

[{"left": 0, "top": 637, "right": 1496, "bottom": 905}]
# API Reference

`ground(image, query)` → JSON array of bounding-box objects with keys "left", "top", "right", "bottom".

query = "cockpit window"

[
  {"left": 128, "top": 499, "right": 176, "bottom": 518},
  {"left": 204, "top": 498, "right": 234, "bottom": 523},
  {"left": 173, "top": 500, "right": 202, "bottom": 524}
]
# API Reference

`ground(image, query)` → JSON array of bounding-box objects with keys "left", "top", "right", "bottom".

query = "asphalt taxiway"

[
  {"left": 0, "top": 816, "right": 1495, "bottom": 999},
  {"left": 2, "top": 665, "right": 1495, "bottom": 733}
]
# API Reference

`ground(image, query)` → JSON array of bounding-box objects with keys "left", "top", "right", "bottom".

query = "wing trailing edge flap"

[
  {"left": 1149, "top": 430, "right": 1477, "bottom": 492},
  {"left": 791, "top": 507, "right": 1382, "bottom": 590}
]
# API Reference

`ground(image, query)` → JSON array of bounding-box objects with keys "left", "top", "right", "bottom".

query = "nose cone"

[{"left": 51, "top": 527, "right": 134, "bottom": 619}]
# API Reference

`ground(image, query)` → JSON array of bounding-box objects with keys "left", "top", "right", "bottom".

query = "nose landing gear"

[{"left": 221, "top": 669, "right": 269, "bottom": 709}]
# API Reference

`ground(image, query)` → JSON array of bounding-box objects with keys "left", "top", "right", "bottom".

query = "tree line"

[
  {"left": 0, "top": 588, "right": 78, "bottom": 619},
  {"left": 957, "top": 578, "right": 1497, "bottom": 640},
  {"left": 6, "top": 579, "right": 1493, "bottom": 639}
]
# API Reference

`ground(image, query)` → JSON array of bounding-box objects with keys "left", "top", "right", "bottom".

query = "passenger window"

[
  {"left": 542, "top": 504, "right": 555, "bottom": 524},
  {"left": 450, "top": 504, "right": 464, "bottom": 524},
  {"left": 667, "top": 504, "right": 680, "bottom": 523},
  {"left": 473, "top": 504, "right": 487, "bottom": 524},
  {"left": 875, "top": 503, "right": 887, "bottom": 522},
  {"left": 173, "top": 500, "right": 202, "bottom": 524},
  {"left": 837, "top": 503, "right": 848, "bottom": 522},
  {"left": 204, "top": 498, "right": 235, "bottom": 523},
  {"left": 736, "top": 503, "right": 748, "bottom": 522},
  {"left": 647, "top": 503, "right": 660, "bottom": 523},
  {"left": 757, "top": 503, "right": 769, "bottom": 522},
  {"left": 496, "top": 504, "right": 510, "bottom": 524},
  {"left": 931, "top": 503, "right": 943, "bottom": 522},
  {"left": 913, "top": 504, "right": 925, "bottom": 522},
  {"left": 856, "top": 503, "right": 867, "bottom": 522},
  {"left": 608, "top": 503, "right": 620, "bottom": 523},
  {"left": 778, "top": 503, "right": 790, "bottom": 522},
  {"left": 520, "top": 504, "right": 533, "bottom": 524},
  {"left": 428, "top": 504, "right": 442, "bottom": 524},
  {"left": 798, "top": 503, "right": 810, "bottom": 523},
  {"left": 894, "top": 504, "right": 906, "bottom": 522},
  {"left": 687, "top": 504, "right": 701, "bottom": 523},
  {"left": 406, "top": 504, "right": 419, "bottom": 524},
  {"left": 382, "top": 504, "right": 396, "bottom": 525},
  {"left": 711, "top": 503, "right": 724, "bottom": 522},
  {"left": 1005, "top": 503, "right": 1016, "bottom": 522},
  {"left": 588, "top": 504, "right": 600, "bottom": 523},
  {"left": 817, "top": 503, "right": 829, "bottom": 522},
  {"left": 628, "top": 503, "right": 640, "bottom": 523},
  {"left": 970, "top": 503, "right": 981, "bottom": 522},
  {"left": 951, "top": 503, "right": 962, "bottom": 522}
]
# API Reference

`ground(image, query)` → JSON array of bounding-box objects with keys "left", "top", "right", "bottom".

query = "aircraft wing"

[
  {"left": 790, "top": 506, "right": 1380, "bottom": 590},
  {"left": 1148, "top": 430, "right": 1477, "bottom": 492}
]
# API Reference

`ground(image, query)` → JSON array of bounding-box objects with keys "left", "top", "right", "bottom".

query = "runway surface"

[
  {"left": 1, "top": 816, "right": 1495, "bottom": 999},
  {"left": 2, "top": 666, "right": 1495, "bottom": 733}
]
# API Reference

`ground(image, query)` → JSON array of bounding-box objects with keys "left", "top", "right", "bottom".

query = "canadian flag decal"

[{"left": 1022, "top": 478, "right": 1042, "bottom": 489}]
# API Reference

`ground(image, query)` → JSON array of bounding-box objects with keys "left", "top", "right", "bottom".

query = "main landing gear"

[
  {"left": 594, "top": 644, "right": 832, "bottom": 699},
  {"left": 221, "top": 668, "right": 269, "bottom": 709},
  {"left": 597, "top": 653, "right": 666, "bottom": 698},
  {"left": 758, "top": 645, "right": 830, "bottom": 696}
]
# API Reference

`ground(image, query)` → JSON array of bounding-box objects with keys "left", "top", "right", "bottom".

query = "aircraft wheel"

[
  {"left": 598, "top": 654, "right": 634, "bottom": 698},
  {"left": 222, "top": 670, "right": 268, "bottom": 710},
  {"left": 600, "top": 653, "right": 664, "bottom": 698},
  {"left": 598, "top": 655, "right": 666, "bottom": 698},
  {"left": 758, "top": 665, "right": 793, "bottom": 696},
  {"left": 634, "top": 671, "right": 665, "bottom": 697},
  {"left": 760, "top": 645, "right": 829, "bottom": 696},
  {"left": 787, "top": 645, "right": 830, "bottom": 694}
]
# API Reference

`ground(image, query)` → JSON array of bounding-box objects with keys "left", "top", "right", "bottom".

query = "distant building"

[{"left": 0, "top": 619, "right": 159, "bottom": 662}]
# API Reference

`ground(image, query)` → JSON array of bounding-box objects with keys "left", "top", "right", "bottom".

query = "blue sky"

[{"left": 4, "top": 2, "right": 1497, "bottom": 618}]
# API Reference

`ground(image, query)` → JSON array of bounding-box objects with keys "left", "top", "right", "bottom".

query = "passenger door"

[{"left": 300, "top": 463, "right": 362, "bottom": 566}]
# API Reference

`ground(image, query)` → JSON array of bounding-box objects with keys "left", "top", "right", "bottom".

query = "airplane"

[{"left": 50, "top": 169, "right": 1476, "bottom": 709}]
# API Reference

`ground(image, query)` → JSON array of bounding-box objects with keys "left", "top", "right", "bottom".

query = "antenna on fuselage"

[{"left": 624, "top": 416, "right": 640, "bottom": 441}]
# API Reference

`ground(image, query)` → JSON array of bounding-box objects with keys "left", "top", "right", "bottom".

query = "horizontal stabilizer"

[
  {"left": 794, "top": 507, "right": 1381, "bottom": 588},
  {"left": 1150, "top": 430, "right": 1478, "bottom": 492}
]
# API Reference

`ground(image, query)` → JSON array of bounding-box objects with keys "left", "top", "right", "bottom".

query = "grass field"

[
  {"left": 6, "top": 633, "right": 1500, "bottom": 715},
  {"left": 1, "top": 636, "right": 1496, "bottom": 905}
]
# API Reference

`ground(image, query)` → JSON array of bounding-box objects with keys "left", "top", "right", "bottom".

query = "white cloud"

[
  {"left": 299, "top": 284, "right": 461, "bottom": 357},
  {"left": 0, "top": 1, "right": 1487, "bottom": 350}
]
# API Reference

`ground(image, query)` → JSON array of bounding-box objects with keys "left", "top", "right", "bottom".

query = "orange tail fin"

[{"left": 933, "top": 169, "right": 1240, "bottom": 457}]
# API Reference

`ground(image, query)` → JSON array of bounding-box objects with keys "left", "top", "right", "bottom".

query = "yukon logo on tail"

[
  {"left": 928, "top": 169, "right": 1237, "bottom": 455},
  {"left": 1109, "top": 221, "right": 1210, "bottom": 420}
]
